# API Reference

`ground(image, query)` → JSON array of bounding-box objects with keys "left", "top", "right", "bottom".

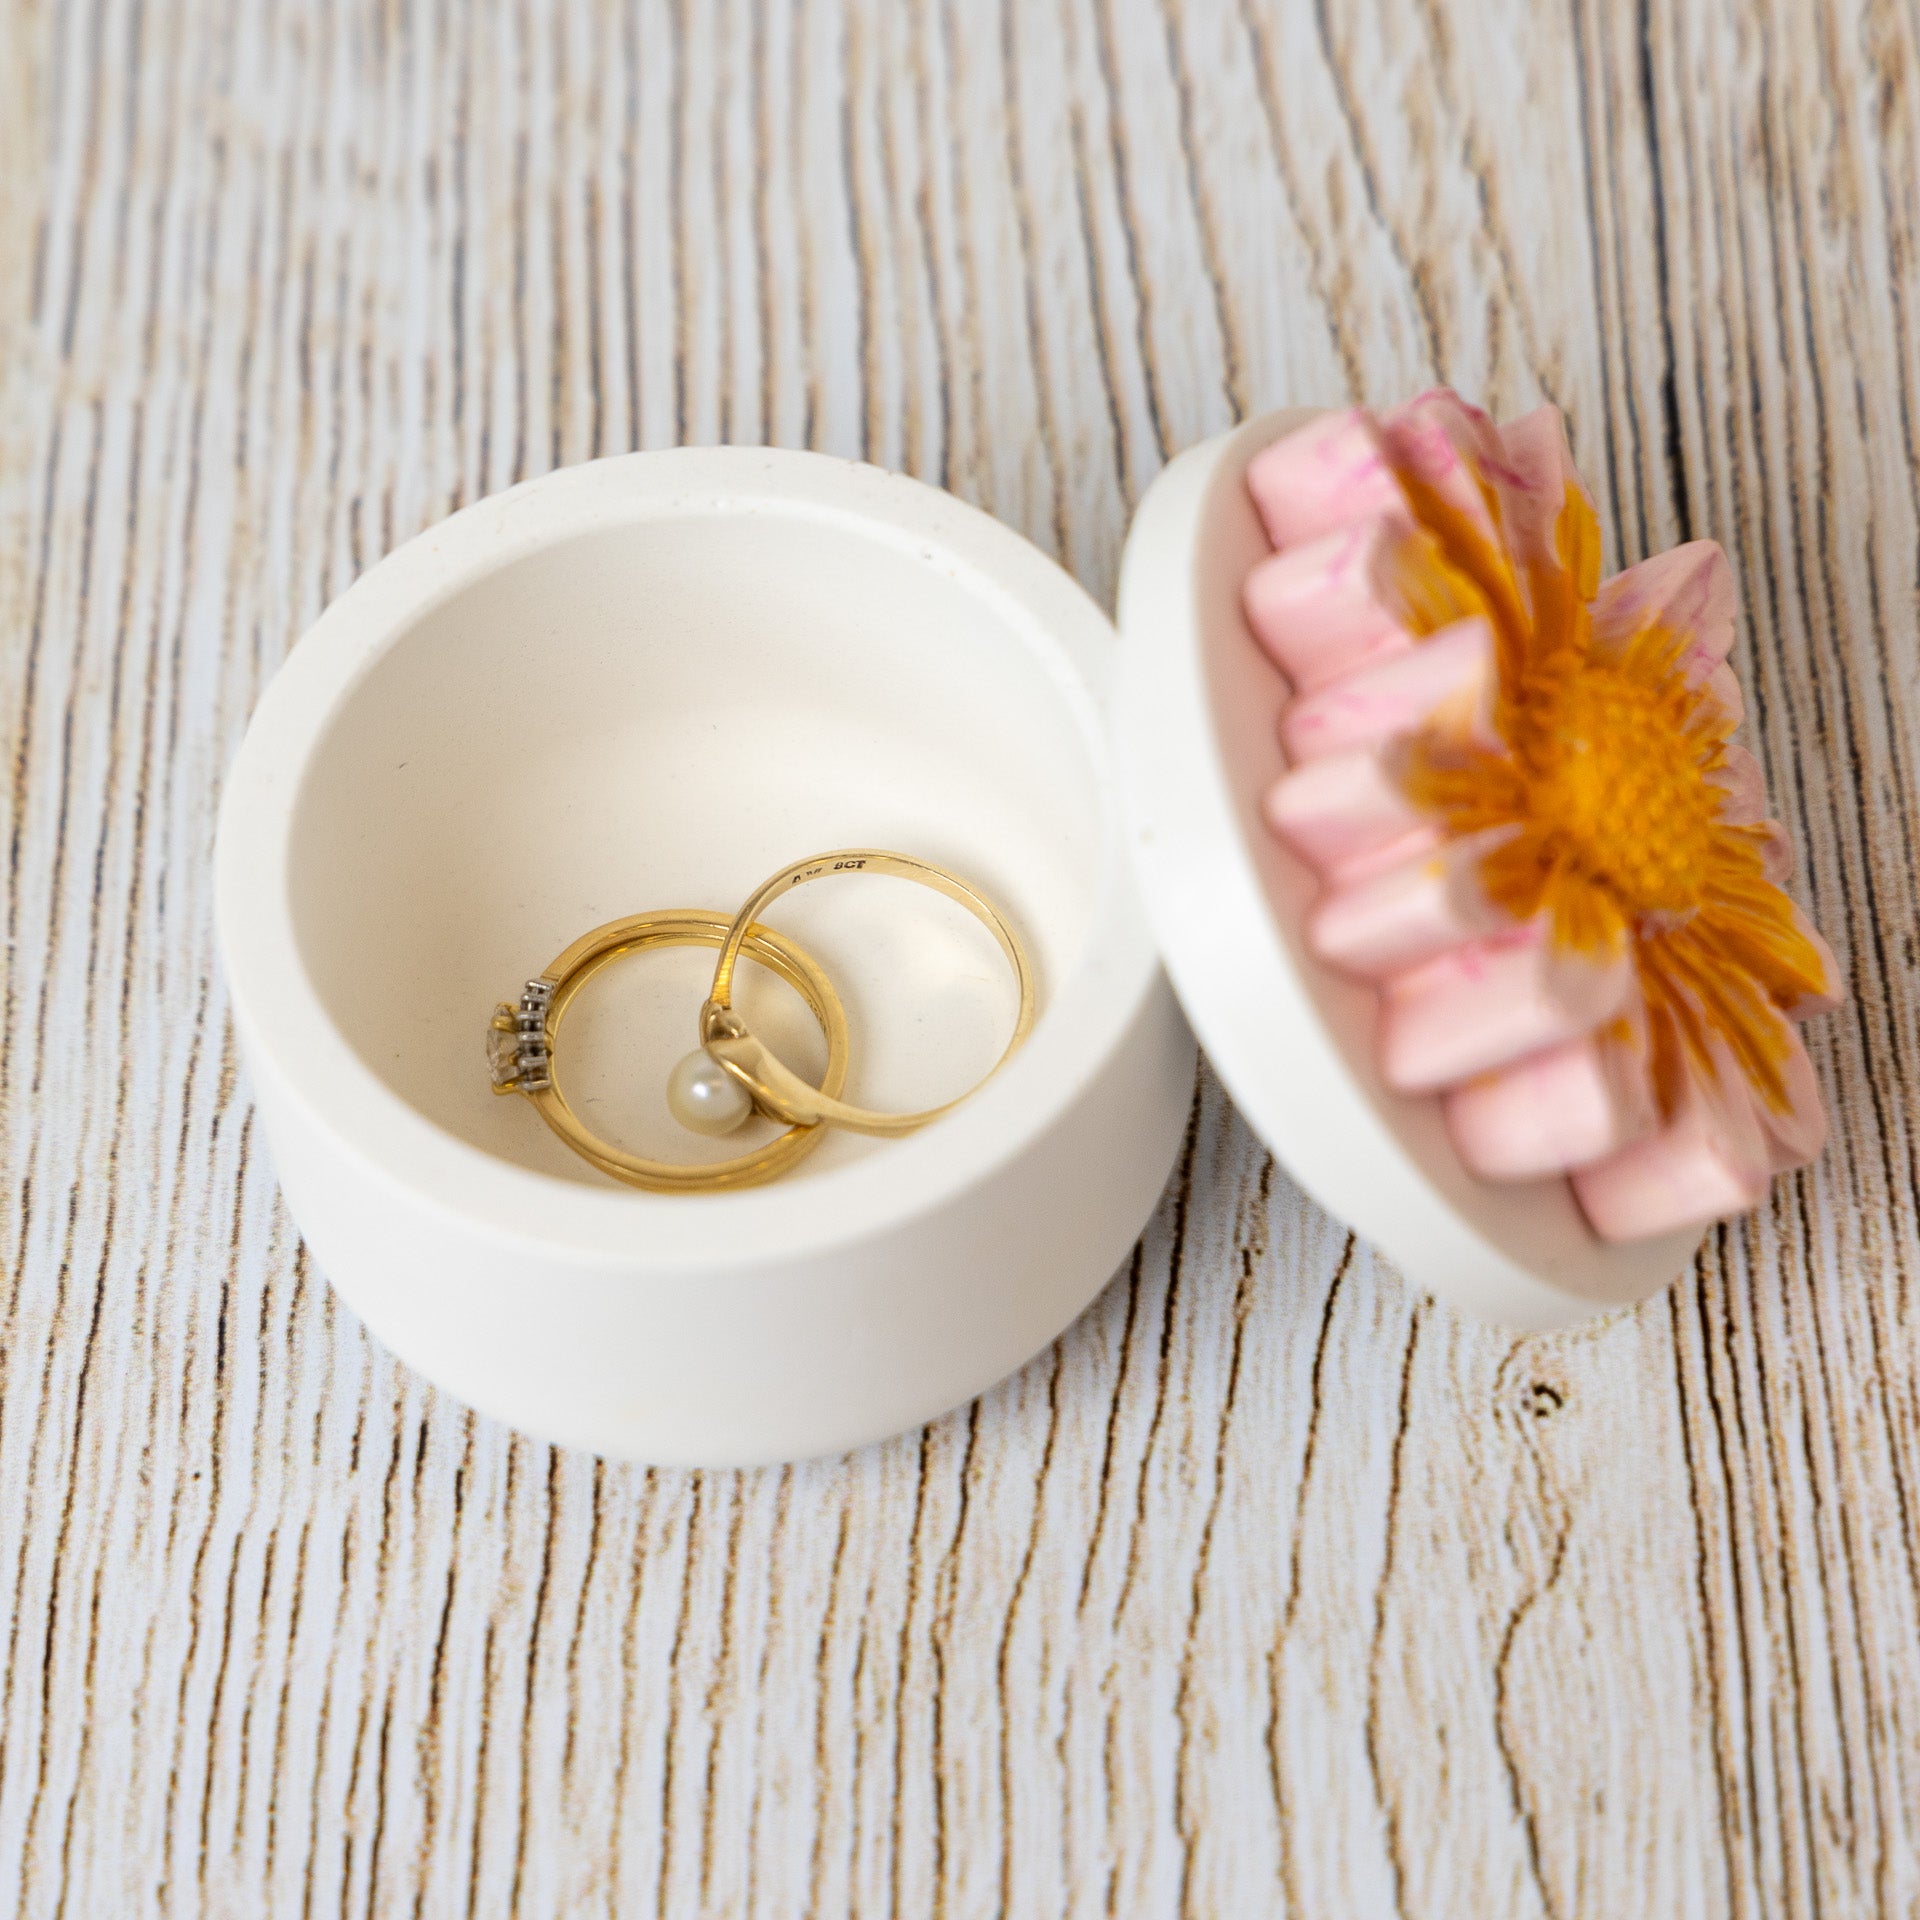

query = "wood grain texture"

[{"left": 1, "top": 0, "right": 1916, "bottom": 1913}]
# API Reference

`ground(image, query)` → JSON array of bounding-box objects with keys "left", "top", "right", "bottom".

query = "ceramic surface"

[
  {"left": 1115, "top": 410, "right": 1702, "bottom": 1329},
  {"left": 217, "top": 448, "right": 1194, "bottom": 1464}
]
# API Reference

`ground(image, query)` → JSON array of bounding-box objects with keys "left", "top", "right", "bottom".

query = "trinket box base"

[{"left": 217, "top": 449, "right": 1195, "bottom": 1466}]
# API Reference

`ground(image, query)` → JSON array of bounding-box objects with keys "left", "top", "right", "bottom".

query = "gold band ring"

[
  {"left": 489, "top": 908, "right": 850, "bottom": 1192},
  {"left": 699, "top": 850, "right": 1036, "bottom": 1139}
]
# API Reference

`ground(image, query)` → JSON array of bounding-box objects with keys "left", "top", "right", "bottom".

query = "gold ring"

[
  {"left": 488, "top": 908, "right": 850, "bottom": 1192},
  {"left": 698, "top": 850, "right": 1036, "bottom": 1138}
]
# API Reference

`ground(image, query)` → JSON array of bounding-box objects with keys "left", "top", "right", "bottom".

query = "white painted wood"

[{"left": 1, "top": 1, "right": 1914, "bottom": 1913}]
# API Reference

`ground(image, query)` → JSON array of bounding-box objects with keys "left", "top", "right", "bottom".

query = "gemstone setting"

[{"left": 488, "top": 977, "right": 554, "bottom": 1091}]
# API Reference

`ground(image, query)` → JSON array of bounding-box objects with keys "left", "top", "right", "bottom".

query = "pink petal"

[
  {"left": 1571, "top": 1050, "right": 1771, "bottom": 1242},
  {"left": 1703, "top": 662, "right": 1746, "bottom": 728},
  {"left": 1492, "top": 405, "right": 1583, "bottom": 567},
  {"left": 1245, "top": 410, "right": 1410, "bottom": 551},
  {"left": 1444, "top": 1030, "right": 1658, "bottom": 1180},
  {"left": 1778, "top": 902, "right": 1845, "bottom": 1019},
  {"left": 1376, "top": 390, "right": 1507, "bottom": 556},
  {"left": 1592, "top": 541, "right": 1737, "bottom": 669},
  {"left": 1712, "top": 746, "right": 1793, "bottom": 882},
  {"left": 1757, "top": 1018, "right": 1828, "bottom": 1173},
  {"left": 1378, "top": 922, "right": 1637, "bottom": 1092},
  {"left": 1308, "top": 827, "right": 1513, "bottom": 980},
  {"left": 1280, "top": 614, "right": 1498, "bottom": 764},
  {"left": 1264, "top": 748, "right": 1436, "bottom": 880},
  {"left": 1713, "top": 743, "right": 1768, "bottom": 823},
  {"left": 1243, "top": 518, "right": 1419, "bottom": 692}
]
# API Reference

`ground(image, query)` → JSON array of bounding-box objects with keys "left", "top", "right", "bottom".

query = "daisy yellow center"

[
  {"left": 1528, "top": 665, "right": 1720, "bottom": 917},
  {"left": 1387, "top": 470, "right": 1833, "bottom": 1117}
]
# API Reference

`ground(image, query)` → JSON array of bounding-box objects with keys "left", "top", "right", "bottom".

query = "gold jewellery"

[
  {"left": 488, "top": 908, "right": 851, "bottom": 1191},
  {"left": 488, "top": 850, "right": 1035, "bottom": 1193}
]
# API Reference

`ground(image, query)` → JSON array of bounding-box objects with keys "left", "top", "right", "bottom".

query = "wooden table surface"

[{"left": 3, "top": 1, "right": 1917, "bottom": 1914}]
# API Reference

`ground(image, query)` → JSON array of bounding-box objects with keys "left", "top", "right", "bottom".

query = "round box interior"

[
  {"left": 218, "top": 451, "right": 1192, "bottom": 1465},
  {"left": 288, "top": 508, "right": 1101, "bottom": 1185}
]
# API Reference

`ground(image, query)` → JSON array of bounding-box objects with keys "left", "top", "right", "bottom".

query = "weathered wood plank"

[{"left": 1, "top": 1, "right": 1915, "bottom": 1914}]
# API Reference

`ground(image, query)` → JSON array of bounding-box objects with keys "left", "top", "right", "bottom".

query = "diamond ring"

[{"left": 488, "top": 908, "right": 850, "bottom": 1193}]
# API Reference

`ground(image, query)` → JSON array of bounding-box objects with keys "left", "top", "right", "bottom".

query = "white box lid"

[{"left": 1114, "top": 408, "right": 1702, "bottom": 1330}]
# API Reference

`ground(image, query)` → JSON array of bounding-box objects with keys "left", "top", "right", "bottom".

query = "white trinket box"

[{"left": 216, "top": 415, "right": 1699, "bottom": 1467}]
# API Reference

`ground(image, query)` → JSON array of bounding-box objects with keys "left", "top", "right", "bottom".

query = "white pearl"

[{"left": 666, "top": 1049, "right": 754, "bottom": 1136}]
